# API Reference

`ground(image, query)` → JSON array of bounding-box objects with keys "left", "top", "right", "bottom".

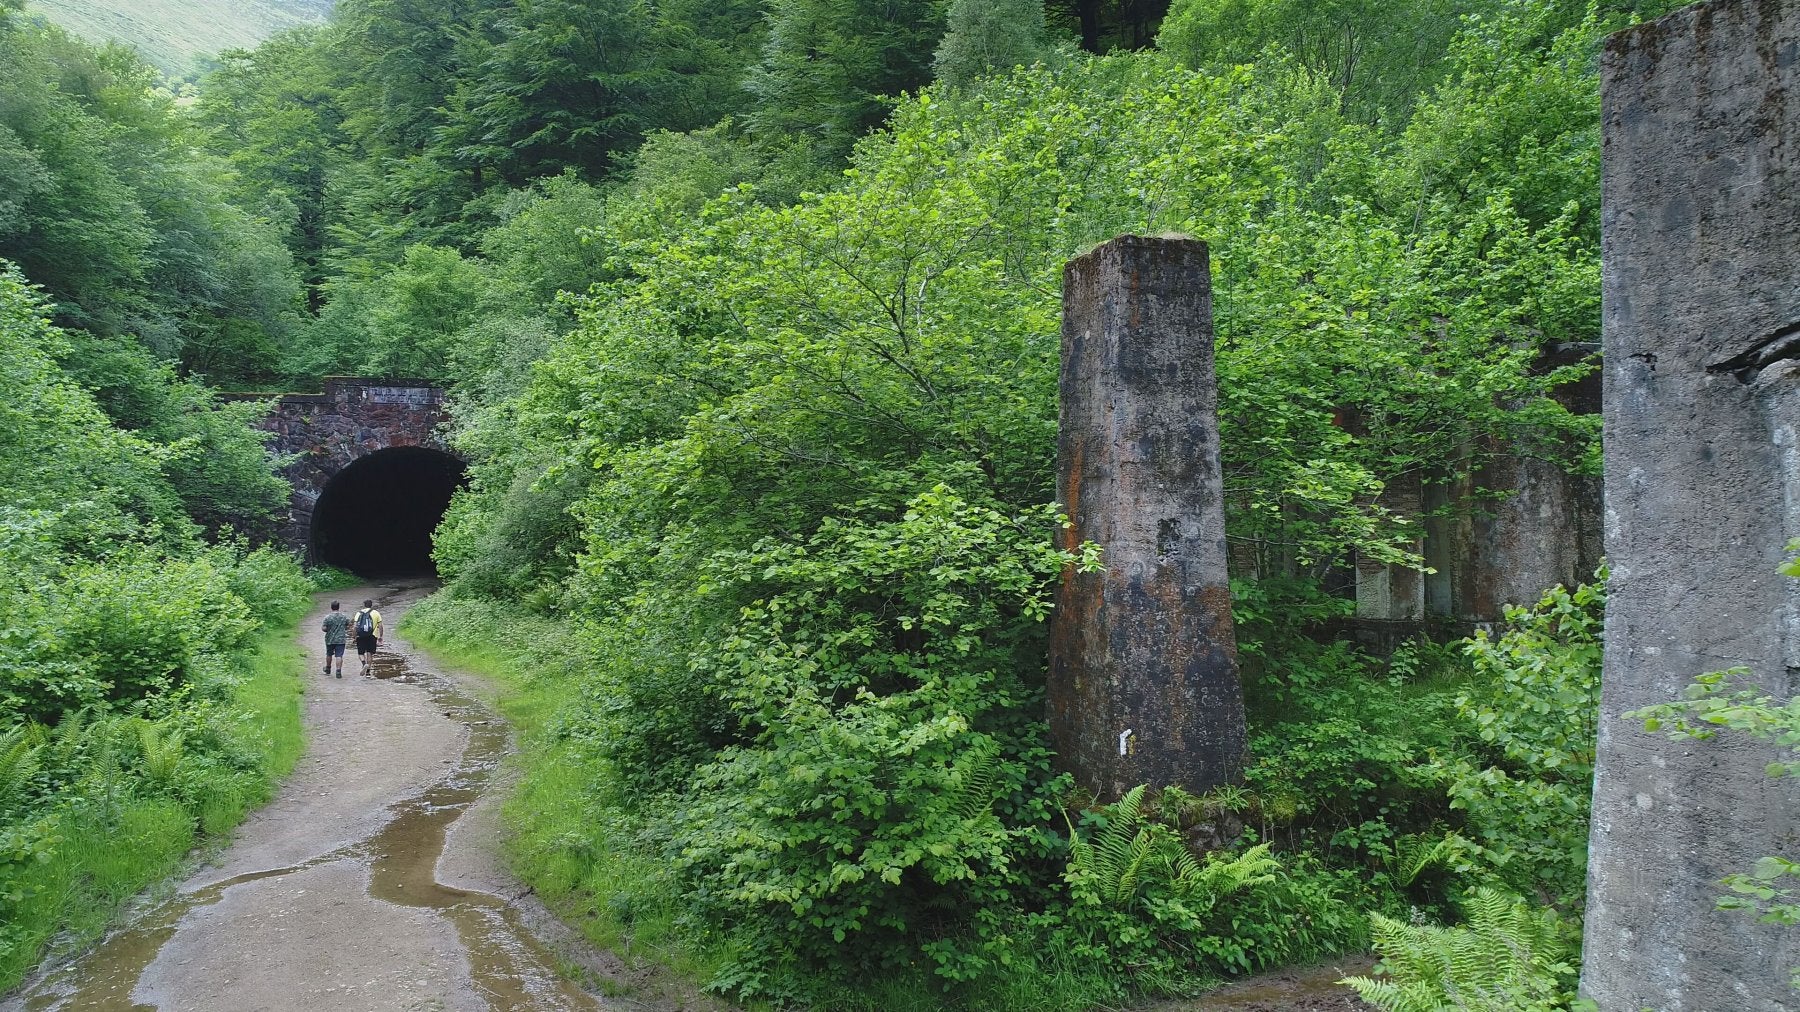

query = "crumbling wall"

[{"left": 1582, "top": 1, "right": 1800, "bottom": 1007}]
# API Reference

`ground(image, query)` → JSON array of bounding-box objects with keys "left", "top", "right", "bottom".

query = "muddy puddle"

[{"left": 13, "top": 642, "right": 600, "bottom": 1012}]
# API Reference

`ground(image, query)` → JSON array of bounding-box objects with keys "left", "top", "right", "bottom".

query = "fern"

[
  {"left": 1343, "top": 888, "right": 1580, "bottom": 1012},
  {"left": 1173, "top": 842, "right": 1278, "bottom": 907},
  {"left": 1069, "top": 784, "right": 1155, "bottom": 904},
  {"left": 1388, "top": 831, "right": 1459, "bottom": 888},
  {"left": 1069, "top": 785, "right": 1278, "bottom": 910},
  {"left": 949, "top": 741, "right": 1001, "bottom": 823},
  {"left": 70, "top": 716, "right": 127, "bottom": 818},
  {"left": 46, "top": 708, "right": 87, "bottom": 769},
  {"left": 133, "top": 719, "right": 187, "bottom": 785},
  {"left": 0, "top": 726, "right": 43, "bottom": 816}
]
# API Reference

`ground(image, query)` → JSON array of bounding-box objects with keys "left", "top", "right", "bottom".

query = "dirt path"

[
  {"left": 1150, "top": 958, "right": 1378, "bottom": 1012},
  {"left": 2, "top": 583, "right": 634, "bottom": 1012}
]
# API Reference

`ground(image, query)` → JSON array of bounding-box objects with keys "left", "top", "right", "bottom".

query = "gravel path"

[{"left": 1, "top": 584, "right": 639, "bottom": 1012}]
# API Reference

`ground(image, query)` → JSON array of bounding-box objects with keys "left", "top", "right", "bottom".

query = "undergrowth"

[
  {"left": 0, "top": 585, "right": 310, "bottom": 992},
  {"left": 402, "top": 578, "right": 1544, "bottom": 1009}
]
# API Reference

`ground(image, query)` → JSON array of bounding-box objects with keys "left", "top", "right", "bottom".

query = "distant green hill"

[{"left": 28, "top": 0, "right": 333, "bottom": 77}]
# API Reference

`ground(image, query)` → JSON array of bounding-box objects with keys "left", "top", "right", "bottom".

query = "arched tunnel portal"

[{"left": 311, "top": 446, "right": 467, "bottom": 576}]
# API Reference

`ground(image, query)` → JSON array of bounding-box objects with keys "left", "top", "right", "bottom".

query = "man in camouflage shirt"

[{"left": 321, "top": 601, "right": 350, "bottom": 678}]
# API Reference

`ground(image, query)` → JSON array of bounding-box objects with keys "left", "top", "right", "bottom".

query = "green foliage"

[
  {"left": 445, "top": 0, "right": 659, "bottom": 183},
  {"left": 305, "top": 565, "right": 362, "bottom": 592},
  {"left": 401, "top": 593, "right": 742, "bottom": 995},
  {"left": 350, "top": 245, "right": 496, "bottom": 380},
  {"left": 0, "top": 617, "right": 310, "bottom": 991},
  {"left": 0, "top": 265, "right": 286, "bottom": 541},
  {"left": 1344, "top": 887, "right": 1586, "bottom": 1012},
  {"left": 196, "top": 28, "right": 349, "bottom": 304},
  {"left": 0, "top": 268, "right": 183, "bottom": 541},
  {"left": 1460, "top": 576, "right": 1604, "bottom": 774},
  {"left": 1634, "top": 666, "right": 1800, "bottom": 776},
  {"left": 1159, "top": 0, "right": 1480, "bottom": 123},
  {"left": 745, "top": 0, "right": 946, "bottom": 152},
  {"left": 934, "top": 0, "right": 1053, "bottom": 89},
  {"left": 661, "top": 488, "right": 1094, "bottom": 989},
  {"left": 0, "top": 217, "right": 311, "bottom": 987},
  {"left": 1423, "top": 575, "right": 1605, "bottom": 907},
  {"left": 59, "top": 331, "right": 289, "bottom": 536},
  {"left": 0, "top": 16, "right": 301, "bottom": 376}
]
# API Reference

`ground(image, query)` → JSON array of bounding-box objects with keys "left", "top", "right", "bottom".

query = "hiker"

[
  {"left": 321, "top": 601, "right": 350, "bottom": 678},
  {"left": 354, "top": 599, "right": 384, "bottom": 676}
]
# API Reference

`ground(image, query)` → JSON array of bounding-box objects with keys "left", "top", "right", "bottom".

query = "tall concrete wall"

[
  {"left": 1583, "top": 2, "right": 1800, "bottom": 1008},
  {"left": 1047, "top": 235, "right": 1244, "bottom": 801}
]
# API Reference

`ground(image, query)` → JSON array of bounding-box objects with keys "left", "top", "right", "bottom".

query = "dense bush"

[
  {"left": 0, "top": 255, "right": 311, "bottom": 989},
  {"left": 0, "top": 537, "right": 311, "bottom": 988},
  {"left": 1427, "top": 576, "right": 1605, "bottom": 907},
  {"left": 658, "top": 490, "right": 1090, "bottom": 988}
]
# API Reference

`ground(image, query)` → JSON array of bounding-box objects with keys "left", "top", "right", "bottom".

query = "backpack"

[{"left": 355, "top": 609, "right": 375, "bottom": 636}]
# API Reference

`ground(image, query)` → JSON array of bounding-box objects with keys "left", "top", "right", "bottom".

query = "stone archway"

[{"left": 237, "top": 377, "right": 465, "bottom": 569}]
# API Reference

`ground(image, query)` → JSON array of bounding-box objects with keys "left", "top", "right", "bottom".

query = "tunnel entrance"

[{"left": 311, "top": 447, "right": 467, "bottom": 576}]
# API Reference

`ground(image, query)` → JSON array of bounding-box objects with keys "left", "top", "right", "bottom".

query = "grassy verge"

[
  {"left": 401, "top": 593, "right": 746, "bottom": 1004},
  {"left": 0, "top": 607, "right": 310, "bottom": 992}
]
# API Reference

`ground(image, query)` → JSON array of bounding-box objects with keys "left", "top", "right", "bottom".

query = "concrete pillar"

[
  {"left": 1584, "top": 3, "right": 1800, "bottom": 1009},
  {"left": 1047, "top": 235, "right": 1244, "bottom": 802}
]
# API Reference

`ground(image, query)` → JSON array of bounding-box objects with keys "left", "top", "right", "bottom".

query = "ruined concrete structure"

[
  {"left": 1582, "top": 2, "right": 1800, "bottom": 1008},
  {"left": 1048, "top": 235, "right": 1245, "bottom": 801},
  {"left": 234, "top": 377, "right": 462, "bottom": 569},
  {"left": 1354, "top": 346, "right": 1605, "bottom": 635}
]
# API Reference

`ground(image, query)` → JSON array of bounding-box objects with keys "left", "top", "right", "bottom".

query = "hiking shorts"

[
  {"left": 356, "top": 633, "right": 378, "bottom": 655},
  {"left": 326, "top": 641, "right": 346, "bottom": 658}
]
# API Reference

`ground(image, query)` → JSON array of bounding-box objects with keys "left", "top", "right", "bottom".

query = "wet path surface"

[{"left": 2, "top": 585, "right": 608, "bottom": 1012}]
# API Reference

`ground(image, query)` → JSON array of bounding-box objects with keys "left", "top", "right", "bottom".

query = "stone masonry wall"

[{"left": 243, "top": 377, "right": 452, "bottom": 558}]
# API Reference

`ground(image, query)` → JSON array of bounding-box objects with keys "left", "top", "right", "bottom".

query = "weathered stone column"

[
  {"left": 1048, "top": 235, "right": 1244, "bottom": 802},
  {"left": 1584, "top": 3, "right": 1800, "bottom": 1009}
]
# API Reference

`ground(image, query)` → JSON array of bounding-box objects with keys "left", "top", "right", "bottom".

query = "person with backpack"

[
  {"left": 321, "top": 600, "right": 350, "bottom": 678},
  {"left": 353, "top": 599, "right": 383, "bottom": 675}
]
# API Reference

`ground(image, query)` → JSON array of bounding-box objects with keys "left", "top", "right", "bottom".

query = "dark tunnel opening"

[{"left": 311, "top": 447, "right": 467, "bottom": 576}]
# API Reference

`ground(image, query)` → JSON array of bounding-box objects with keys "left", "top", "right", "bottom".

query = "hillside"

[{"left": 27, "top": 0, "right": 332, "bottom": 76}]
